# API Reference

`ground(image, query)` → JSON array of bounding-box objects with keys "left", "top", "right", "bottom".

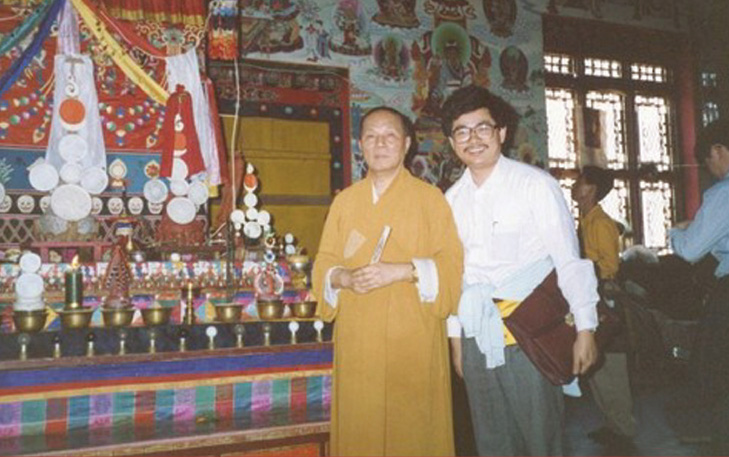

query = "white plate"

[
  {"left": 80, "top": 167, "right": 108, "bottom": 194},
  {"left": 167, "top": 197, "right": 196, "bottom": 225},
  {"left": 230, "top": 209, "right": 245, "bottom": 224},
  {"left": 19, "top": 252, "right": 42, "bottom": 273},
  {"left": 188, "top": 181, "right": 209, "bottom": 205},
  {"left": 29, "top": 162, "right": 59, "bottom": 192},
  {"left": 257, "top": 210, "right": 271, "bottom": 225},
  {"left": 243, "top": 193, "right": 258, "bottom": 208},
  {"left": 60, "top": 162, "right": 82, "bottom": 184},
  {"left": 143, "top": 179, "right": 168, "bottom": 204},
  {"left": 58, "top": 133, "right": 88, "bottom": 162},
  {"left": 171, "top": 158, "right": 189, "bottom": 180},
  {"left": 16, "top": 272, "right": 44, "bottom": 299},
  {"left": 169, "top": 179, "right": 189, "bottom": 197},
  {"left": 245, "top": 207, "right": 258, "bottom": 221},
  {"left": 243, "top": 221, "right": 262, "bottom": 239},
  {"left": 51, "top": 184, "right": 92, "bottom": 221}
]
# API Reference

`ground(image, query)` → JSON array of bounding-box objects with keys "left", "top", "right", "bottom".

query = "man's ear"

[{"left": 498, "top": 126, "right": 507, "bottom": 146}]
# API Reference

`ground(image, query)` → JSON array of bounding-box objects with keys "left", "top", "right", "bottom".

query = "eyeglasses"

[{"left": 451, "top": 122, "right": 499, "bottom": 144}]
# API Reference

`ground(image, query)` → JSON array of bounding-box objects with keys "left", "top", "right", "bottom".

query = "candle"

[{"left": 65, "top": 256, "right": 83, "bottom": 309}]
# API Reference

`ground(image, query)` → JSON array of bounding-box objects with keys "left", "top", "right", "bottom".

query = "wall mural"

[
  {"left": 207, "top": 0, "right": 557, "bottom": 188},
  {"left": 206, "top": 0, "right": 691, "bottom": 188}
]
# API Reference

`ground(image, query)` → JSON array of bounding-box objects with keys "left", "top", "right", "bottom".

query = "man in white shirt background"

[{"left": 442, "top": 85, "right": 599, "bottom": 456}]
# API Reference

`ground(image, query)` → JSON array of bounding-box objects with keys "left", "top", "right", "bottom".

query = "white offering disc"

[
  {"left": 16, "top": 272, "right": 44, "bottom": 299},
  {"left": 230, "top": 209, "right": 245, "bottom": 224},
  {"left": 166, "top": 197, "right": 196, "bottom": 225},
  {"left": 59, "top": 162, "right": 82, "bottom": 184},
  {"left": 243, "top": 221, "right": 262, "bottom": 239},
  {"left": 171, "top": 158, "right": 189, "bottom": 180},
  {"left": 80, "top": 167, "right": 108, "bottom": 195},
  {"left": 245, "top": 207, "right": 258, "bottom": 221},
  {"left": 143, "top": 179, "right": 168, "bottom": 204},
  {"left": 187, "top": 181, "right": 209, "bottom": 205},
  {"left": 50, "top": 184, "right": 92, "bottom": 221},
  {"left": 58, "top": 133, "right": 88, "bottom": 162},
  {"left": 29, "top": 162, "right": 59, "bottom": 192},
  {"left": 256, "top": 210, "right": 271, "bottom": 226},
  {"left": 243, "top": 192, "right": 258, "bottom": 208},
  {"left": 19, "top": 252, "right": 42, "bottom": 274},
  {"left": 169, "top": 179, "right": 189, "bottom": 197}
]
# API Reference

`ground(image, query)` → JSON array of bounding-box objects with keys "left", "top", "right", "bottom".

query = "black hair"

[
  {"left": 581, "top": 165, "right": 614, "bottom": 202},
  {"left": 440, "top": 85, "right": 519, "bottom": 150},
  {"left": 695, "top": 119, "right": 729, "bottom": 162}
]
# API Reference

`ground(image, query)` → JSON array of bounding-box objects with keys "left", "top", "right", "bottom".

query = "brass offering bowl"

[
  {"left": 287, "top": 254, "right": 310, "bottom": 272},
  {"left": 102, "top": 307, "right": 136, "bottom": 327},
  {"left": 214, "top": 303, "right": 243, "bottom": 323},
  {"left": 257, "top": 299, "right": 284, "bottom": 320},
  {"left": 13, "top": 310, "right": 48, "bottom": 333},
  {"left": 58, "top": 308, "right": 94, "bottom": 329},
  {"left": 289, "top": 301, "right": 317, "bottom": 319},
  {"left": 140, "top": 307, "right": 173, "bottom": 326}
]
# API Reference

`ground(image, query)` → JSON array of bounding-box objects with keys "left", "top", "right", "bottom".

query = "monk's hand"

[
  {"left": 573, "top": 330, "right": 598, "bottom": 375},
  {"left": 350, "top": 262, "right": 411, "bottom": 293}
]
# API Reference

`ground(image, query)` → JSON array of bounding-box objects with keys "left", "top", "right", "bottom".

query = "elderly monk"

[{"left": 312, "top": 106, "right": 463, "bottom": 456}]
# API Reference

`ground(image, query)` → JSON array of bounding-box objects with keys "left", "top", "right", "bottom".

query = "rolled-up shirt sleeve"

[
  {"left": 323, "top": 266, "right": 342, "bottom": 308},
  {"left": 447, "top": 315, "right": 462, "bottom": 338},
  {"left": 412, "top": 257, "right": 439, "bottom": 303},
  {"left": 532, "top": 177, "right": 599, "bottom": 332},
  {"left": 670, "top": 184, "right": 729, "bottom": 263}
]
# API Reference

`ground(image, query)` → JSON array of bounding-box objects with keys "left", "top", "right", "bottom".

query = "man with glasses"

[{"left": 442, "top": 85, "right": 600, "bottom": 455}]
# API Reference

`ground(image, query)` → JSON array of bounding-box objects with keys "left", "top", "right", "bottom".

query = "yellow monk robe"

[
  {"left": 579, "top": 205, "right": 620, "bottom": 280},
  {"left": 313, "top": 168, "right": 463, "bottom": 456}
]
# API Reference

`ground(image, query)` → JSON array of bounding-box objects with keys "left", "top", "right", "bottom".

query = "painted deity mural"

[{"left": 207, "top": 0, "right": 689, "bottom": 187}]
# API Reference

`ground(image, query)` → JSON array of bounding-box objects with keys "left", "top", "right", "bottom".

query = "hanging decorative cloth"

[
  {"left": 159, "top": 85, "right": 205, "bottom": 179},
  {"left": 165, "top": 48, "right": 222, "bottom": 184},
  {"left": 69, "top": 0, "right": 168, "bottom": 105},
  {"left": 56, "top": 0, "right": 80, "bottom": 55},
  {"left": 0, "top": 0, "right": 53, "bottom": 56},
  {"left": 0, "top": 0, "right": 65, "bottom": 100},
  {"left": 46, "top": 54, "right": 107, "bottom": 172}
]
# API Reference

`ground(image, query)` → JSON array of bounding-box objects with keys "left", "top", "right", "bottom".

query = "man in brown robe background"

[{"left": 312, "top": 106, "right": 464, "bottom": 455}]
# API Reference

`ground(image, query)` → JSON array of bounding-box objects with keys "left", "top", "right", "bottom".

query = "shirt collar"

[{"left": 462, "top": 155, "right": 505, "bottom": 192}]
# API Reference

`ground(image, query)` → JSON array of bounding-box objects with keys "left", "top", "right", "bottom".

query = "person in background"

[
  {"left": 670, "top": 119, "right": 729, "bottom": 455},
  {"left": 312, "top": 106, "right": 464, "bottom": 456},
  {"left": 572, "top": 165, "right": 637, "bottom": 454},
  {"left": 442, "top": 85, "right": 599, "bottom": 456}
]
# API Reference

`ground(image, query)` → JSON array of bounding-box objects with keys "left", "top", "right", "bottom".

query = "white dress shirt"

[{"left": 445, "top": 156, "right": 598, "bottom": 337}]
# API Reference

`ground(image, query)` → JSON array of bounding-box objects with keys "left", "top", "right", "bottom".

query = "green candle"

[{"left": 65, "top": 256, "right": 83, "bottom": 309}]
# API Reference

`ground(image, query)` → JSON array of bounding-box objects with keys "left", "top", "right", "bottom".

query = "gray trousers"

[{"left": 463, "top": 337, "right": 564, "bottom": 456}]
